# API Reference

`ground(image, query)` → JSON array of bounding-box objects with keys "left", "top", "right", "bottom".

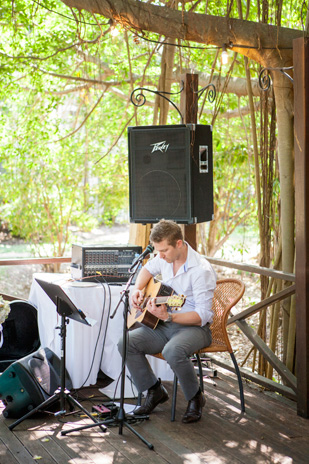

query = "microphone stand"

[{"left": 61, "top": 257, "right": 154, "bottom": 450}]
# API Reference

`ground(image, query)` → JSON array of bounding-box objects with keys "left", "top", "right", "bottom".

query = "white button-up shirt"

[{"left": 144, "top": 243, "right": 216, "bottom": 326}]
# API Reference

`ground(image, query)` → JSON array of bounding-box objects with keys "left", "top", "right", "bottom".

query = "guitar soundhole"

[{"left": 134, "top": 310, "right": 143, "bottom": 320}]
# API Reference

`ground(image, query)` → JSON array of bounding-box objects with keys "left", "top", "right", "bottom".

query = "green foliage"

[
  {"left": 184, "top": 0, "right": 303, "bottom": 28},
  {"left": 0, "top": 0, "right": 298, "bottom": 258},
  {"left": 0, "top": 1, "right": 134, "bottom": 255}
]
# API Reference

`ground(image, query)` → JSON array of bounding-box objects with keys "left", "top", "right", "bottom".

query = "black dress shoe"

[
  {"left": 134, "top": 384, "right": 169, "bottom": 415},
  {"left": 182, "top": 392, "right": 206, "bottom": 423}
]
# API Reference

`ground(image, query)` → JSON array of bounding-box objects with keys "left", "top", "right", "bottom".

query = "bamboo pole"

[{"left": 266, "top": 279, "right": 282, "bottom": 379}]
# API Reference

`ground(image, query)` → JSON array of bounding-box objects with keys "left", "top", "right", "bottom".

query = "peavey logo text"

[{"left": 150, "top": 141, "right": 169, "bottom": 153}]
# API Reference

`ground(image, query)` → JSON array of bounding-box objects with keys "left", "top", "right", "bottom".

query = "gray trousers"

[{"left": 118, "top": 321, "right": 212, "bottom": 401}]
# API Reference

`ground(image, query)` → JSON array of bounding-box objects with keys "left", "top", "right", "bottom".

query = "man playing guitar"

[{"left": 118, "top": 219, "right": 216, "bottom": 423}]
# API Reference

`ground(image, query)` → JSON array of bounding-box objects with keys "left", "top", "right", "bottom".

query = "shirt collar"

[
  {"left": 184, "top": 241, "right": 200, "bottom": 268},
  {"left": 174, "top": 242, "right": 197, "bottom": 275},
  {"left": 159, "top": 241, "right": 199, "bottom": 277}
]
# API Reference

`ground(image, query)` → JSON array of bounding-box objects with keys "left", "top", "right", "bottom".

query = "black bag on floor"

[
  {"left": 0, "top": 300, "right": 40, "bottom": 372},
  {"left": 0, "top": 347, "right": 73, "bottom": 418}
]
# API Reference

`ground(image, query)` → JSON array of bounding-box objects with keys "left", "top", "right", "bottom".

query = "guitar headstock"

[{"left": 166, "top": 294, "right": 186, "bottom": 310}]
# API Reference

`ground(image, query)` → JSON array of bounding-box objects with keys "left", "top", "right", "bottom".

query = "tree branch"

[
  {"left": 94, "top": 114, "right": 135, "bottom": 164},
  {"left": 33, "top": 66, "right": 126, "bottom": 86},
  {"left": 52, "top": 89, "right": 107, "bottom": 143},
  {"left": 0, "top": 33, "right": 105, "bottom": 62},
  {"left": 60, "top": 0, "right": 301, "bottom": 65}
]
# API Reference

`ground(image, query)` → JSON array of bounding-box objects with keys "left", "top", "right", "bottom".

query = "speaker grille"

[{"left": 135, "top": 170, "right": 183, "bottom": 217}]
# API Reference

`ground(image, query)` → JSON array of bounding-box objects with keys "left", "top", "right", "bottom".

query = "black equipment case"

[{"left": 0, "top": 300, "right": 41, "bottom": 373}]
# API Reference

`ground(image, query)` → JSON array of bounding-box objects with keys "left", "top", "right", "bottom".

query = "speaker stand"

[{"left": 9, "top": 298, "right": 106, "bottom": 433}]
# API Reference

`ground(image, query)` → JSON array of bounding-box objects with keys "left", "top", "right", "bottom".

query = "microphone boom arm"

[{"left": 129, "top": 244, "right": 154, "bottom": 272}]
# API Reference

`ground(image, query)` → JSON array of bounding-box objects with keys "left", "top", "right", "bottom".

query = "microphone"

[{"left": 129, "top": 244, "right": 154, "bottom": 271}]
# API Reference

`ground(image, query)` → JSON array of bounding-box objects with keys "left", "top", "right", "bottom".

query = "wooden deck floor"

[{"left": 1, "top": 369, "right": 308, "bottom": 464}]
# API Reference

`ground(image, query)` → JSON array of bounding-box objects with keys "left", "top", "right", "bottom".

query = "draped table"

[{"left": 28, "top": 273, "right": 173, "bottom": 397}]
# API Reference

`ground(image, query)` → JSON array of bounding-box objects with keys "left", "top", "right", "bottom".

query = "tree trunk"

[
  {"left": 272, "top": 72, "right": 295, "bottom": 361},
  {"left": 155, "top": 40, "right": 176, "bottom": 125}
]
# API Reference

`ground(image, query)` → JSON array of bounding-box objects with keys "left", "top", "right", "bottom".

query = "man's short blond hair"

[{"left": 149, "top": 219, "right": 183, "bottom": 247}]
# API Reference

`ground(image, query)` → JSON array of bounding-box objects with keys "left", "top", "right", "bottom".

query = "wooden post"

[
  {"left": 129, "top": 223, "right": 151, "bottom": 249},
  {"left": 180, "top": 73, "right": 199, "bottom": 250},
  {"left": 294, "top": 37, "right": 309, "bottom": 418}
]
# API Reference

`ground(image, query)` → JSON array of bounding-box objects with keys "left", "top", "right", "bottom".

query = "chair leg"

[
  {"left": 171, "top": 372, "right": 177, "bottom": 422},
  {"left": 137, "top": 392, "right": 142, "bottom": 406},
  {"left": 195, "top": 354, "right": 205, "bottom": 392},
  {"left": 230, "top": 352, "right": 245, "bottom": 412},
  {"left": 170, "top": 354, "right": 207, "bottom": 422}
]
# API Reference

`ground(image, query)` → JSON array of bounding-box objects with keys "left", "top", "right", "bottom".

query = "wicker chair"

[{"left": 152, "top": 278, "right": 246, "bottom": 421}]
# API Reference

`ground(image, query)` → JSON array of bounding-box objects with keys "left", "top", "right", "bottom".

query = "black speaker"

[
  {"left": 0, "top": 347, "right": 72, "bottom": 418},
  {"left": 128, "top": 124, "right": 214, "bottom": 224}
]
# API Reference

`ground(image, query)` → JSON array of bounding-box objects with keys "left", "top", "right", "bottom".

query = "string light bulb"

[
  {"left": 110, "top": 26, "right": 120, "bottom": 37},
  {"left": 109, "top": 18, "right": 120, "bottom": 38},
  {"left": 221, "top": 44, "right": 229, "bottom": 65}
]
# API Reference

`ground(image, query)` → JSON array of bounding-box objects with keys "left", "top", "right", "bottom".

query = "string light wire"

[{"left": 130, "top": 32, "right": 293, "bottom": 51}]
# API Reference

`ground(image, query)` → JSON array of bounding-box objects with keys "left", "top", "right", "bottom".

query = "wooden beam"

[
  {"left": 294, "top": 37, "right": 309, "bottom": 418},
  {"left": 180, "top": 73, "right": 198, "bottom": 126},
  {"left": 180, "top": 73, "right": 198, "bottom": 249},
  {"left": 205, "top": 354, "right": 296, "bottom": 400},
  {"left": 0, "top": 293, "right": 25, "bottom": 302},
  {"left": 236, "top": 320, "right": 297, "bottom": 392},
  {"left": 128, "top": 223, "right": 151, "bottom": 249},
  {"left": 205, "top": 256, "right": 295, "bottom": 281},
  {"left": 0, "top": 257, "right": 71, "bottom": 266},
  {"left": 228, "top": 284, "right": 296, "bottom": 324}
]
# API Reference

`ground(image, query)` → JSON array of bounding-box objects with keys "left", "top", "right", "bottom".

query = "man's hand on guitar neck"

[{"left": 146, "top": 298, "right": 169, "bottom": 322}]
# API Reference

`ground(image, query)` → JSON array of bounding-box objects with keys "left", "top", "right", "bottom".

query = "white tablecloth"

[{"left": 29, "top": 273, "right": 173, "bottom": 394}]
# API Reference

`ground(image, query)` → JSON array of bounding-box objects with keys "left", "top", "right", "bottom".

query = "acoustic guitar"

[{"left": 127, "top": 278, "right": 186, "bottom": 330}]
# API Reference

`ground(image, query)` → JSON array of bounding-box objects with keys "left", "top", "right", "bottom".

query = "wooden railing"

[
  {"left": 0, "top": 257, "right": 70, "bottom": 301},
  {"left": 206, "top": 256, "right": 296, "bottom": 399},
  {"left": 0, "top": 255, "right": 296, "bottom": 398}
]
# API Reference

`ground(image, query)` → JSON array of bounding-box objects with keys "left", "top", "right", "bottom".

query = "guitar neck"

[
  {"left": 155, "top": 296, "right": 171, "bottom": 305},
  {"left": 153, "top": 294, "right": 185, "bottom": 309},
  {"left": 142, "top": 279, "right": 186, "bottom": 310}
]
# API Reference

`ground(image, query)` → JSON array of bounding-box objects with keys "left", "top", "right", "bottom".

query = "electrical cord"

[
  {"left": 98, "top": 279, "right": 112, "bottom": 368},
  {"left": 74, "top": 276, "right": 110, "bottom": 390},
  {"left": 64, "top": 272, "right": 143, "bottom": 419},
  {"left": 105, "top": 291, "right": 141, "bottom": 414},
  {"left": 131, "top": 32, "right": 293, "bottom": 51}
]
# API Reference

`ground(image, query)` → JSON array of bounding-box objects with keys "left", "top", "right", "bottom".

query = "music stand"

[
  {"left": 61, "top": 261, "right": 154, "bottom": 449},
  {"left": 9, "top": 278, "right": 106, "bottom": 434}
]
